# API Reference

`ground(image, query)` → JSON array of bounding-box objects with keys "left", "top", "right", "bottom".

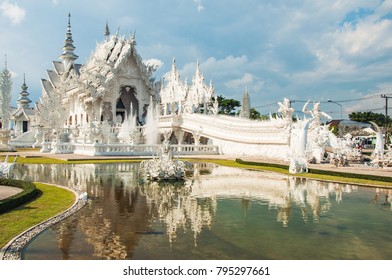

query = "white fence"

[{"left": 48, "top": 143, "right": 219, "bottom": 156}]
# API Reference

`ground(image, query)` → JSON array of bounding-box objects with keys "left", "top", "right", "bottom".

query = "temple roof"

[
  {"left": 39, "top": 18, "right": 159, "bottom": 114},
  {"left": 11, "top": 106, "right": 34, "bottom": 120},
  {"left": 79, "top": 32, "right": 155, "bottom": 91},
  {"left": 17, "top": 75, "right": 32, "bottom": 108}
]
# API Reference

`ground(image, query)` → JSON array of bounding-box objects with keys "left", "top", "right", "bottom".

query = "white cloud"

[
  {"left": 0, "top": 1, "right": 26, "bottom": 25},
  {"left": 144, "top": 58, "right": 164, "bottom": 70},
  {"left": 52, "top": 0, "right": 59, "bottom": 6},
  {"left": 333, "top": 20, "right": 392, "bottom": 56},
  {"left": 193, "top": 0, "right": 204, "bottom": 12},
  {"left": 201, "top": 55, "right": 248, "bottom": 76},
  {"left": 225, "top": 73, "right": 254, "bottom": 90}
]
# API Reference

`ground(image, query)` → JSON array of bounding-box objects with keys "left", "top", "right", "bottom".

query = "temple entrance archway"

[{"left": 116, "top": 85, "right": 139, "bottom": 123}]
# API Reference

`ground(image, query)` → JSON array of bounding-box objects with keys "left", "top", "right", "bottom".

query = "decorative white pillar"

[
  {"left": 33, "top": 126, "right": 43, "bottom": 148},
  {"left": 174, "top": 129, "right": 185, "bottom": 145},
  {"left": 192, "top": 130, "right": 201, "bottom": 146}
]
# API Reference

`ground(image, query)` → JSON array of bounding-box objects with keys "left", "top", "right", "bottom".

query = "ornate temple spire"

[
  {"left": 17, "top": 74, "right": 32, "bottom": 108},
  {"left": 104, "top": 21, "right": 110, "bottom": 40},
  {"left": 59, "top": 13, "right": 78, "bottom": 69},
  {"left": 0, "top": 54, "right": 12, "bottom": 128},
  {"left": 129, "top": 31, "right": 136, "bottom": 47},
  {"left": 240, "top": 89, "right": 251, "bottom": 118},
  {"left": 160, "top": 58, "right": 187, "bottom": 114},
  {"left": 187, "top": 60, "right": 214, "bottom": 110}
]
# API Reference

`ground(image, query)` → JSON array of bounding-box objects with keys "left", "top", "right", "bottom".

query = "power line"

[
  {"left": 253, "top": 94, "right": 382, "bottom": 109},
  {"left": 319, "top": 94, "right": 380, "bottom": 103}
]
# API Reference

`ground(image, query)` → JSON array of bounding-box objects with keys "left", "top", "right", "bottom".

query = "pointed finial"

[
  {"left": 104, "top": 21, "right": 110, "bottom": 39},
  {"left": 21, "top": 73, "right": 27, "bottom": 90},
  {"left": 4, "top": 54, "right": 7, "bottom": 69},
  {"left": 60, "top": 13, "right": 78, "bottom": 66},
  {"left": 129, "top": 30, "right": 137, "bottom": 46},
  {"left": 18, "top": 73, "right": 32, "bottom": 108}
]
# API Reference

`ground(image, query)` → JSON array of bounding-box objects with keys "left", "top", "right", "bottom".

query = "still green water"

[{"left": 13, "top": 163, "right": 392, "bottom": 260}]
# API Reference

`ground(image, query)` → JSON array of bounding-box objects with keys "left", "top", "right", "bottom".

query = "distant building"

[
  {"left": 240, "top": 90, "right": 250, "bottom": 118},
  {"left": 0, "top": 56, "right": 12, "bottom": 130},
  {"left": 10, "top": 75, "right": 35, "bottom": 135}
]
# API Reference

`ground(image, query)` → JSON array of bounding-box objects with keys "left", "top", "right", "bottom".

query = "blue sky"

[{"left": 1, "top": 0, "right": 392, "bottom": 119}]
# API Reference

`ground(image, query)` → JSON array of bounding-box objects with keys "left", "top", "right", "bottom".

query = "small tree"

[
  {"left": 217, "top": 95, "right": 240, "bottom": 115},
  {"left": 249, "top": 108, "right": 261, "bottom": 120}
]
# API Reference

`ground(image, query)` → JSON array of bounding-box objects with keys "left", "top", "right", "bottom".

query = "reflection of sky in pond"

[{"left": 13, "top": 163, "right": 392, "bottom": 260}]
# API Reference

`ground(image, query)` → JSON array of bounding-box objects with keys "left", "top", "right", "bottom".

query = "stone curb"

[{"left": 0, "top": 184, "right": 87, "bottom": 260}]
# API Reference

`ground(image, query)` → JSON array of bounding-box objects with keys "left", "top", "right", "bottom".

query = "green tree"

[
  {"left": 260, "top": 113, "right": 278, "bottom": 120},
  {"left": 348, "top": 111, "right": 391, "bottom": 127},
  {"left": 217, "top": 95, "right": 241, "bottom": 115},
  {"left": 249, "top": 108, "right": 261, "bottom": 120}
]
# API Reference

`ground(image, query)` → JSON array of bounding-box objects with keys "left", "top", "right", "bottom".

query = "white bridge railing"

[{"left": 65, "top": 143, "right": 219, "bottom": 156}]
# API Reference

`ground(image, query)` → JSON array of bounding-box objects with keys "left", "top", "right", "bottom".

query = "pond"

[{"left": 12, "top": 162, "right": 392, "bottom": 260}]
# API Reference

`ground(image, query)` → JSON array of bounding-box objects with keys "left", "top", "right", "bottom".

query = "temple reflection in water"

[{"left": 14, "top": 163, "right": 392, "bottom": 260}]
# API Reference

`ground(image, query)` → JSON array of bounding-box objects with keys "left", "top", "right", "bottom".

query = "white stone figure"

[
  {"left": 0, "top": 129, "right": 11, "bottom": 149},
  {"left": 289, "top": 119, "right": 313, "bottom": 174},
  {"left": 0, "top": 155, "right": 18, "bottom": 179},
  {"left": 302, "top": 100, "right": 332, "bottom": 127},
  {"left": 369, "top": 121, "right": 384, "bottom": 166},
  {"left": 212, "top": 96, "right": 219, "bottom": 116},
  {"left": 139, "top": 143, "right": 192, "bottom": 181},
  {"left": 33, "top": 126, "right": 44, "bottom": 148},
  {"left": 370, "top": 121, "right": 384, "bottom": 158},
  {"left": 277, "top": 98, "right": 294, "bottom": 126}
]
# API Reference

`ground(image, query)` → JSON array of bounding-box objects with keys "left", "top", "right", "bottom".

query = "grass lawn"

[{"left": 0, "top": 183, "right": 75, "bottom": 249}]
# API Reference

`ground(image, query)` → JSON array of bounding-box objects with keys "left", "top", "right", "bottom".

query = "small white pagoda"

[{"left": 10, "top": 75, "right": 34, "bottom": 135}]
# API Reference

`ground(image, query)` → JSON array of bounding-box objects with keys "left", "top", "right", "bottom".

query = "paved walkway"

[{"left": 0, "top": 186, "right": 22, "bottom": 200}]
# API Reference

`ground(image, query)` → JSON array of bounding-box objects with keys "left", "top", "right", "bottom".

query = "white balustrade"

[{"left": 73, "top": 143, "right": 218, "bottom": 156}]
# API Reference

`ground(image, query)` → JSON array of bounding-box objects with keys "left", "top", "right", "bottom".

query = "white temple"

[
  {"left": 36, "top": 14, "right": 159, "bottom": 135},
  {"left": 1, "top": 14, "right": 363, "bottom": 169}
]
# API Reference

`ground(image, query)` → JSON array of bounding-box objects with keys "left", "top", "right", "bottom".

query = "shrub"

[{"left": 0, "top": 178, "right": 39, "bottom": 214}]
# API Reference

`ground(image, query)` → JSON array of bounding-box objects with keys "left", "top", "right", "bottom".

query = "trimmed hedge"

[
  {"left": 235, "top": 158, "right": 289, "bottom": 170},
  {"left": 0, "top": 178, "right": 39, "bottom": 214},
  {"left": 307, "top": 167, "right": 392, "bottom": 183},
  {"left": 235, "top": 158, "right": 392, "bottom": 183}
]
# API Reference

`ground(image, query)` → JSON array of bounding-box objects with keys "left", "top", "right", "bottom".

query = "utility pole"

[{"left": 381, "top": 94, "right": 392, "bottom": 147}]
